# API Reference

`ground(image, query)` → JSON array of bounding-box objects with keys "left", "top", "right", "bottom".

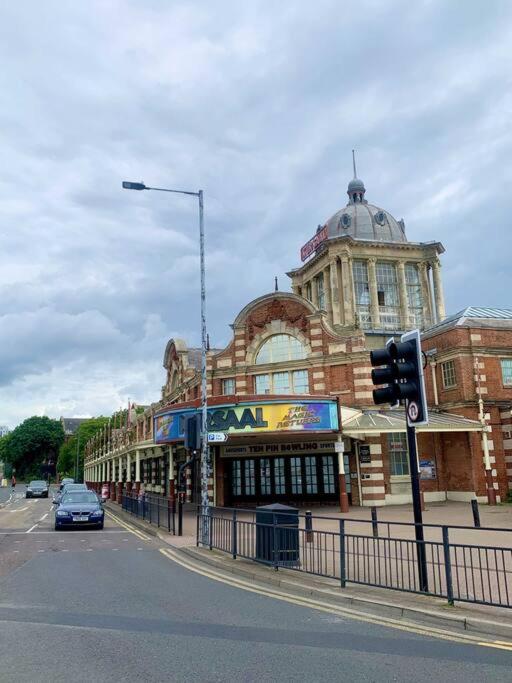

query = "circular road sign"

[{"left": 408, "top": 401, "right": 419, "bottom": 422}]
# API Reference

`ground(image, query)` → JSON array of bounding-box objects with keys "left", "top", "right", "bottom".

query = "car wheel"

[
  {"left": 97, "top": 522, "right": 104, "bottom": 530},
  {"left": 54, "top": 524, "right": 60, "bottom": 531},
  {"left": 25, "top": 494, "right": 29, "bottom": 499}
]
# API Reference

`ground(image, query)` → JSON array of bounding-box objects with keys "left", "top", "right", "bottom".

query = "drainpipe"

[{"left": 430, "top": 361, "right": 439, "bottom": 406}]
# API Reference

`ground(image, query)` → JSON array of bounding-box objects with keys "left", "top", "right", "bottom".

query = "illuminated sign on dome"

[{"left": 300, "top": 225, "right": 328, "bottom": 262}]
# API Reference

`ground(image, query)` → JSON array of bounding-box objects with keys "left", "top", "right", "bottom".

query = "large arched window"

[{"left": 256, "top": 334, "right": 307, "bottom": 365}]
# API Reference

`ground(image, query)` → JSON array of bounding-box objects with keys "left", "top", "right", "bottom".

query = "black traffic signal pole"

[{"left": 406, "top": 420, "right": 429, "bottom": 593}]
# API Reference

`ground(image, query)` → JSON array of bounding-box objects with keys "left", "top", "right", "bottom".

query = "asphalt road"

[{"left": 0, "top": 486, "right": 510, "bottom": 682}]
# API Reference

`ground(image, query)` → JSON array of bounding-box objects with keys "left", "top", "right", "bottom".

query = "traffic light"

[
  {"left": 184, "top": 414, "right": 201, "bottom": 450},
  {"left": 370, "top": 329, "right": 428, "bottom": 426}
]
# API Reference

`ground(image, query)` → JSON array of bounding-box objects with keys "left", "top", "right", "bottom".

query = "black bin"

[{"left": 255, "top": 503, "right": 299, "bottom": 566}]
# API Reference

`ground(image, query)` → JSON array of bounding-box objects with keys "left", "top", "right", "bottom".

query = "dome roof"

[
  {"left": 347, "top": 177, "right": 365, "bottom": 192},
  {"left": 325, "top": 201, "right": 407, "bottom": 243}
]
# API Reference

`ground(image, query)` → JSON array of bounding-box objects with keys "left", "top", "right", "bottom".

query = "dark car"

[
  {"left": 26, "top": 480, "right": 49, "bottom": 498},
  {"left": 59, "top": 477, "right": 74, "bottom": 492},
  {"left": 54, "top": 491, "right": 104, "bottom": 530},
  {"left": 53, "top": 482, "right": 88, "bottom": 505}
]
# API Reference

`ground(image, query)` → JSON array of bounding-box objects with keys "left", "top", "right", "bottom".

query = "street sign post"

[{"left": 207, "top": 432, "right": 228, "bottom": 443}]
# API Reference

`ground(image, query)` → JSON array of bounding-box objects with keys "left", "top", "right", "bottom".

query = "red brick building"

[{"left": 84, "top": 172, "right": 511, "bottom": 508}]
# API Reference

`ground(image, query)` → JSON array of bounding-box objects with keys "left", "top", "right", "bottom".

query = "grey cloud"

[{"left": 1, "top": 0, "right": 512, "bottom": 425}]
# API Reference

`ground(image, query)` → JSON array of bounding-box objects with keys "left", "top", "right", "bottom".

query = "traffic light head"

[{"left": 369, "top": 330, "right": 428, "bottom": 426}]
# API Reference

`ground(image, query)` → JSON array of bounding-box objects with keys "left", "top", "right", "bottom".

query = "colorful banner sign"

[{"left": 154, "top": 400, "right": 339, "bottom": 444}]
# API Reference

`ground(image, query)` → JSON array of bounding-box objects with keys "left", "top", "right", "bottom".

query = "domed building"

[{"left": 288, "top": 167, "right": 446, "bottom": 344}]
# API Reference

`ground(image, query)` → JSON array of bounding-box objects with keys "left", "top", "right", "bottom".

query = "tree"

[
  {"left": 57, "top": 417, "right": 109, "bottom": 481},
  {"left": 4, "top": 417, "right": 64, "bottom": 480}
]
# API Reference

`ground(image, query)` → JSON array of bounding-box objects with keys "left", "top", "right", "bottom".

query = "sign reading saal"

[{"left": 154, "top": 400, "right": 339, "bottom": 444}]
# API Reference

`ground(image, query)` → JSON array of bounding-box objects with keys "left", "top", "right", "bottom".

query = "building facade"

[{"left": 84, "top": 171, "right": 510, "bottom": 507}]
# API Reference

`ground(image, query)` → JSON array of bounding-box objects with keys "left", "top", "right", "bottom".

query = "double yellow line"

[
  {"left": 105, "top": 510, "right": 151, "bottom": 541},
  {"left": 159, "top": 547, "right": 512, "bottom": 653}
]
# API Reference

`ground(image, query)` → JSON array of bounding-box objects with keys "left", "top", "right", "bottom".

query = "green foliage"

[
  {"left": 57, "top": 417, "right": 109, "bottom": 480},
  {"left": 3, "top": 416, "right": 64, "bottom": 480}
]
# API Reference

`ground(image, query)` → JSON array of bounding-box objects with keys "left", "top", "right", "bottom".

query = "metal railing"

[
  {"left": 121, "top": 492, "right": 176, "bottom": 534},
  {"left": 197, "top": 507, "right": 512, "bottom": 609}
]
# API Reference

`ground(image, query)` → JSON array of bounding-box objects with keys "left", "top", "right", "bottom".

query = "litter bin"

[{"left": 255, "top": 503, "right": 299, "bottom": 566}]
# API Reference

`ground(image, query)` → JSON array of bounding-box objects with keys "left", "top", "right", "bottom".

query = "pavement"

[{"left": 0, "top": 486, "right": 510, "bottom": 682}]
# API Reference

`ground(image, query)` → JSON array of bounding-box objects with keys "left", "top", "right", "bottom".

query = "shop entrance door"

[{"left": 227, "top": 453, "right": 339, "bottom": 505}]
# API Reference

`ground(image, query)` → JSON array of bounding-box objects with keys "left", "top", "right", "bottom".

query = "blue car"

[{"left": 54, "top": 491, "right": 104, "bottom": 530}]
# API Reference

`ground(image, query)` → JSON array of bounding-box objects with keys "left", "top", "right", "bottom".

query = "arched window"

[{"left": 255, "top": 334, "right": 307, "bottom": 365}]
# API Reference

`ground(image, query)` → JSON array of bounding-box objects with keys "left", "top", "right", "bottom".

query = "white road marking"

[
  {"left": 8, "top": 507, "right": 29, "bottom": 512},
  {"left": 13, "top": 550, "right": 19, "bottom": 554},
  {"left": 86, "top": 548, "right": 93, "bottom": 552},
  {"left": 38, "top": 550, "right": 45, "bottom": 553},
  {"left": 39, "top": 513, "right": 48, "bottom": 522},
  {"left": 26, "top": 524, "right": 38, "bottom": 533},
  {"left": 112, "top": 548, "right": 119, "bottom": 551},
  {"left": 62, "top": 549, "right": 69, "bottom": 552}
]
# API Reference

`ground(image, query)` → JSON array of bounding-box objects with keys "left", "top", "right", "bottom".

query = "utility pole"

[{"left": 75, "top": 432, "right": 80, "bottom": 482}]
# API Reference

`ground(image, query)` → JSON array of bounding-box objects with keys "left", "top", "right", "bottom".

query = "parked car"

[
  {"left": 54, "top": 491, "right": 104, "bottom": 530},
  {"left": 53, "top": 482, "right": 88, "bottom": 505},
  {"left": 26, "top": 480, "right": 49, "bottom": 498}
]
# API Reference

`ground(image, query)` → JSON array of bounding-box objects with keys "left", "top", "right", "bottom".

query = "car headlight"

[
  {"left": 56, "top": 510, "right": 70, "bottom": 517},
  {"left": 90, "top": 510, "right": 103, "bottom": 517},
  {"left": 27, "top": 488, "right": 32, "bottom": 492}
]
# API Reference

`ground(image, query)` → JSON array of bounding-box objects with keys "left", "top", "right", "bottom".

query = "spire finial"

[
  {"left": 274, "top": 276, "right": 278, "bottom": 292},
  {"left": 352, "top": 149, "right": 357, "bottom": 179}
]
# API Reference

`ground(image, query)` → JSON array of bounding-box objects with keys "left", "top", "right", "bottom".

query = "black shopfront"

[{"left": 223, "top": 442, "right": 351, "bottom": 506}]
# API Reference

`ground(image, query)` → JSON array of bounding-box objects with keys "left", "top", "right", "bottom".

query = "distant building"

[
  {"left": 60, "top": 417, "right": 88, "bottom": 441},
  {"left": 0, "top": 426, "right": 10, "bottom": 438}
]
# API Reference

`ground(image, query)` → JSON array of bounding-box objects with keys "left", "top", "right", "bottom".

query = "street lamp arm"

[{"left": 146, "top": 186, "right": 200, "bottom": 197}]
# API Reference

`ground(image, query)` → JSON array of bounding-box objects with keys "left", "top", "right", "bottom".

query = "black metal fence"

[
  {"left": 197, "top": 507, "right": 512, "bottom": 609},
  {"left": 121, "top": 492, "right": 176, "bottom": 534}
]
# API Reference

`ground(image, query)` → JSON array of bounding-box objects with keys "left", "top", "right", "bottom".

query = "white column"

[
  {"left": 340, "top": 256, "right": 353, "bottom": 326},
  {"left": 419, "top": 262, "right": 434, "bottom": 327},
  {"left": 111, "top": 459, "right": 116, "bottom": 483},
  {"left": 432, "top": 259, "right": 446, "bottom": 322},
  {"left": 135, "top": 450, "right": 141, "bottom": 483},
  {"left": 118, "top": 456, "right": 123, "bottom": 483},
  {"left": 322, "top": 267, "right": 331, "bottom": 316},
  {"left": 397, "top": 261, "right": 409, "bottom": 329},
  {"left": 311, "top": 277, "right": 319, "bottom": 307},
  {"left": 367, "top": 258, "right": 380, "bottom": 328},
  {"left": 330, "top": 259, "right": 342, "bottom": 325},
  {"left": 126, "top": 452, "right": 131, "bottom": 482}
]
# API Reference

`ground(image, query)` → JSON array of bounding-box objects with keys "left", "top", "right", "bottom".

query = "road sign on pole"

[{"left": 207, "top": 432, "right": 228, "bottom": 443}]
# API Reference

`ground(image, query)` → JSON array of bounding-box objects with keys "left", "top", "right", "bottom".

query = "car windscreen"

[
  {"left": 64, "top": 485, "right": 87, "bottom": 491},
  {"left": 29, "top": 481, "right": 46, "bottom": 486},
  {"left": 61, "top": 493, "right": 98, "bottom": 504}
]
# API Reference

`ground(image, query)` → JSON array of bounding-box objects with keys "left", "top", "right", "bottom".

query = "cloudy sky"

[{"left": 1, "top": 0, "right": 511, "bottom": 427}]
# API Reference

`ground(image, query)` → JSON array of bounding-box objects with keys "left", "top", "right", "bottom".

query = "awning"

[{"left": 342, "top": 409, "right": 483, "bottom": 437}]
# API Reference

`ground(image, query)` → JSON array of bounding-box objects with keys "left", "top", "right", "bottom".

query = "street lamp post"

[{"left": 122, "top": 181, "right": 210, "bottom": 536}]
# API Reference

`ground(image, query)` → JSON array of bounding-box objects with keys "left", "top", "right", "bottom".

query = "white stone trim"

[
  {"left": 503, "top": 439, "right": 512, "bottom": 449},
  {"left": 360, "top": 459, "right": 383, "bottom": 468},
  {"left": 217, "top": 358, "right": 232, "bottom": 368},
  {"left": 353, "top": 367, "right": 372, "bottom": 375},
  {"left": 470, "top": 333, "right": 482, "bottom": 341},
  {"left": 328, "top": 343, "right": 346, "bottom": 354},
  {"left": 361, "top": 486, "right": 385, "bottom": 494},
  {"left": 311, "top": 339, "right": 323, "bottom": 348},
  {"left": 355, "top": 391, "right": 373, "bottom": 400},
  {"left": 354, "top": 379, "right": 372, "bottom": 387},
  {"left": 369, "top": 444, "right": 382, "bottom": 455},
  {"left": 313, "top": 382, "right": 325, "bottom": 390},
  {"left": 312, "top": 371, "right": 325, "bottom": 379}
]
